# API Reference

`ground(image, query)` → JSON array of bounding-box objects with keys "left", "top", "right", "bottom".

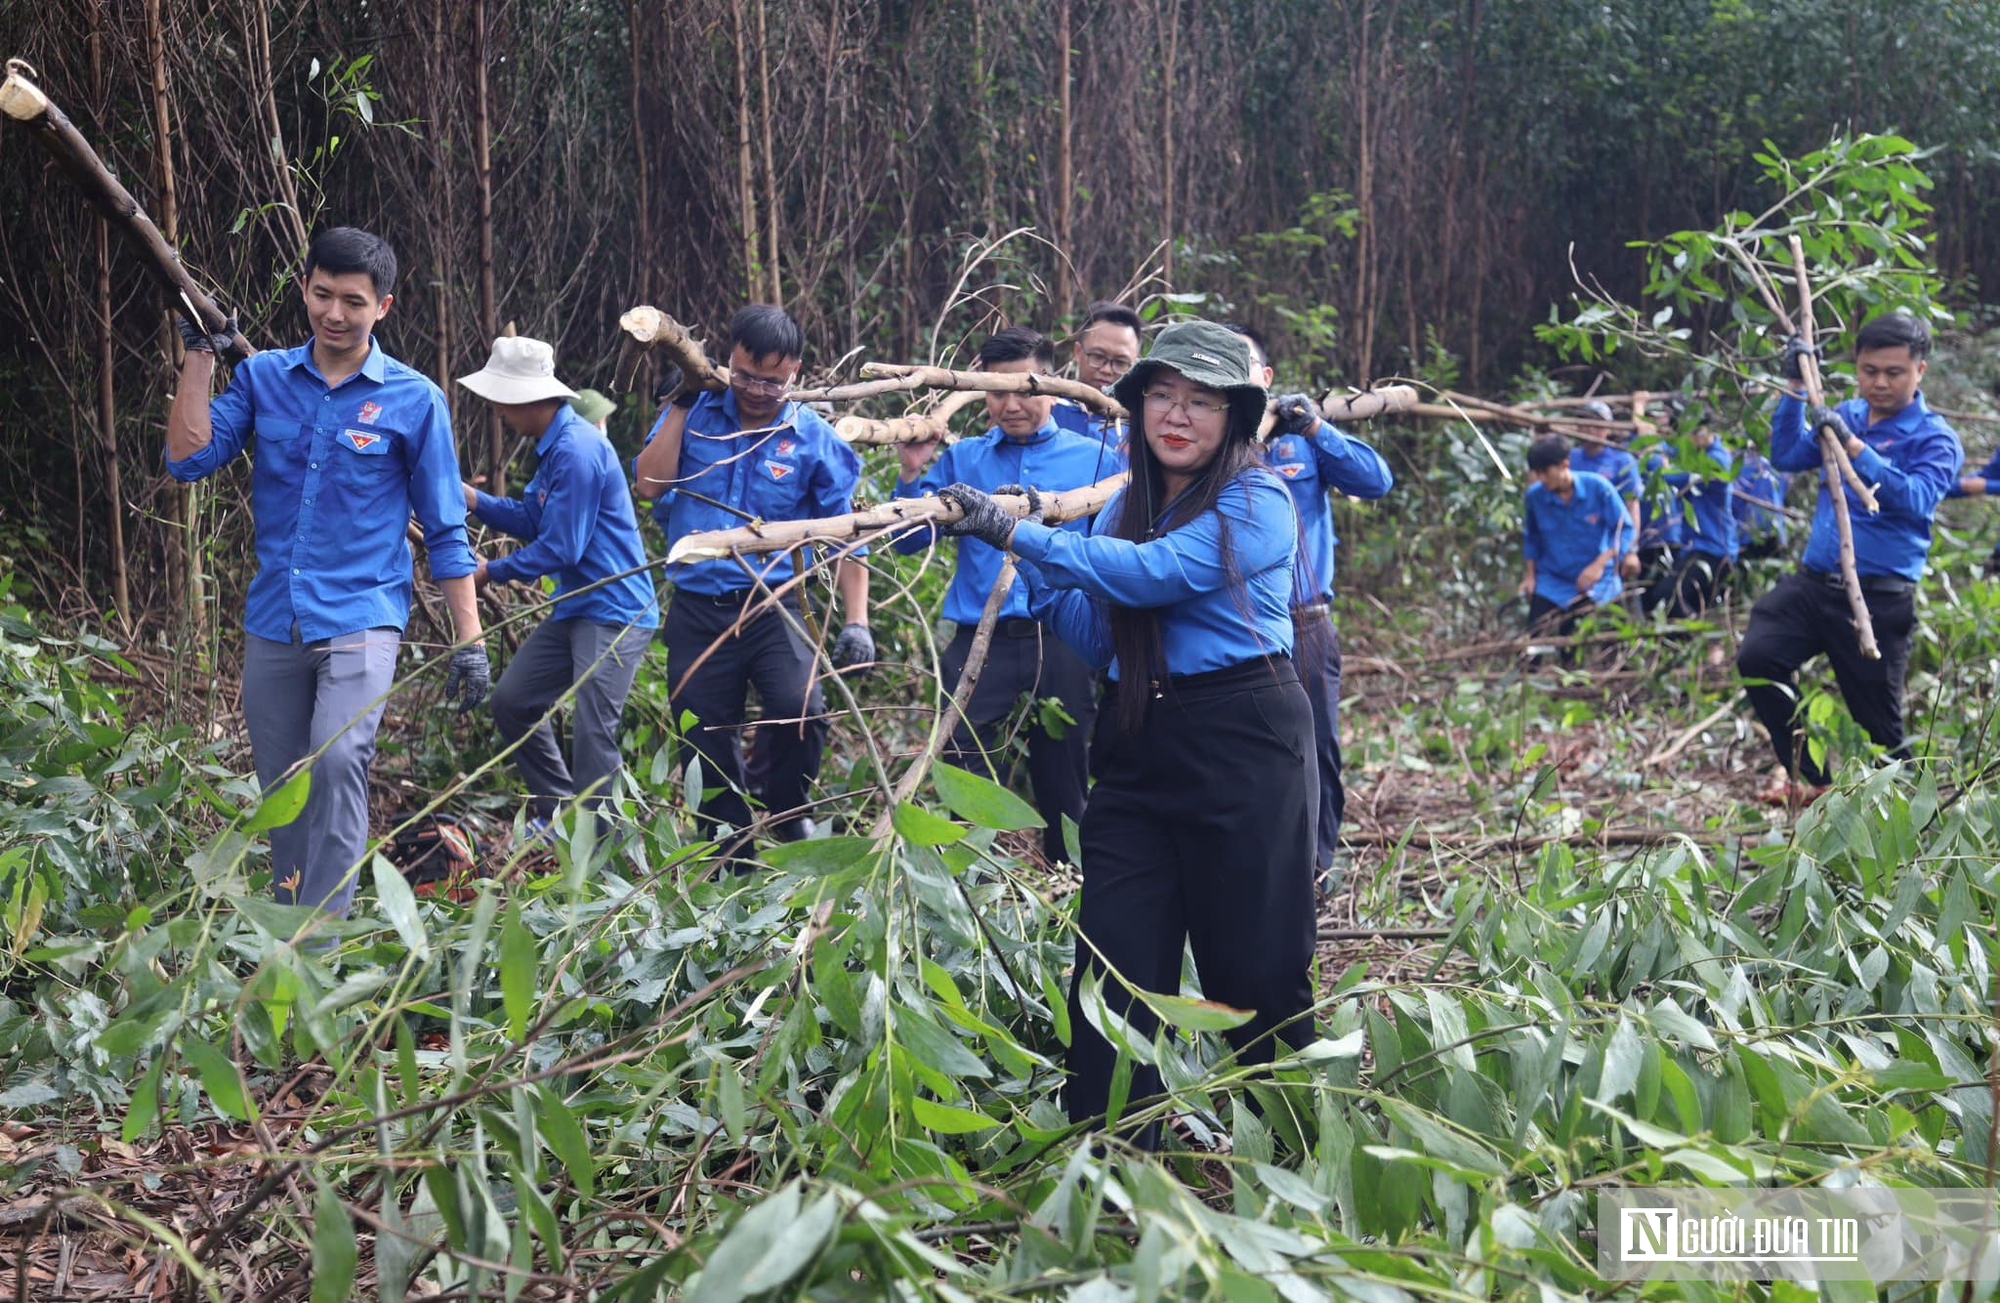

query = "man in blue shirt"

[
  {"left": 1568, "top": 399, "right": 1644, "bottom": 586},
  {"left": 1232, "top": 324, "right": 1393, "bottom": 872},
  {"left": 1733, "top": 445, "right": 1792, "bottom": 561},
  {"left": 1519, "top": 434, "right": 1632, "bottom": 639},
  {"left": 166, "top": 227, "right": 487, "bottom": 918},
  {"left": 1942, "top": 444, "right": 2000, "bottom": 575},
  {"left": 1051, "top": 301, "right": 1139, "bottom": 460},
  {"left": 892, "top": 327, "right": 1108, "bottom": 863},
  {"left": 456, "top": 336, "right": 659, "bottom": 834},
  {"left": 633, "top": 305, "right": 873, "bottom": 848},
  {"left": 1640, "top": 425, "right": 1738, "bottom": 620},
  {"left": 1737, "top": 312, "right": 1963, "bottom": 803}
]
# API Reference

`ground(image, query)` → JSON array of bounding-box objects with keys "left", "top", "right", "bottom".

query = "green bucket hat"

[
  {"left": 1110, "top": 320, "right": 1269, "bottom": 435},
  {"left": 571, "top": 387, "right": 617, "bottom": 426}
]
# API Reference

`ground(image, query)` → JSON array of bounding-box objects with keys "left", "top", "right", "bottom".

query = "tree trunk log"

[
  {"left": 618, "top": 306, "right": 731, "bottom": 391},
  {"left": 0, "top": 65, "right": 250, "bottom": 358},
  {"left": 834, "top": 390, "right": 982, "bottom": 445},
  {"left": 667, "top": 473, "right": 1128, "bottom": 564}
]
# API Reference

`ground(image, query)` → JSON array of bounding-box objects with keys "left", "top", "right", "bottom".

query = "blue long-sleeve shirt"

[
  {"left": 1769, "top": 392, "right": 1962, "bottom": 581},
  {"left": 166, "top": 339, "right": 475, "bottom": 643},
  {"left": 1523, "top": 471, "right": 1630, "bottom": 606},
  {"left": 1012, "top": 469, "right": 1299, "bottom": 680},
  {"left": 890, "top": 422, "right": 1110, "bottom": 625},
  {"left": 1944, "top": 446, "right": 2000, "bottom": 498},
  {"left": 474, "top": 404, "right": 659, "bottom": 628},
  {"left": 1733, "top": 449, "right": 1791, "bottom": 546},
  {"left": 1051, "top": 400, "right": 1128, "bottom": 467},
  {"left": 1571, "top": 444, "right": 1641, "bottom": 501},
  {"left": 1265, "top": 421, "right": 1394, "bottom": 600},
  {"left": 1657, "top": 443, "right": 1738, "bottom": 562},
  {"left": 642, "top": 391, "right": 865, "bottom": 595}
]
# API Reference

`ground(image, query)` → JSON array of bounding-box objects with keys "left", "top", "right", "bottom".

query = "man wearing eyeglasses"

[
  {"left": 1053, "top": 301, "right": 1141, "bottom": 460},
  {"left": 634, "top": 305, "right": 873, "bottom": 849}
]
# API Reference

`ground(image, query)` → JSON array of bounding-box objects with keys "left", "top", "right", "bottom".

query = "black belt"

[
  {"left": 679, "top": 587, "right": 799, "bottom": 608},
  {"left": 957, "top": 618, "right": 1042, "bottom": 638},
  {"left": 1292, "top": 602, "right": 1332, "bottom": 620},
  {"left": 1805, "top": 569, "right": 1916, "bottom": 597}
]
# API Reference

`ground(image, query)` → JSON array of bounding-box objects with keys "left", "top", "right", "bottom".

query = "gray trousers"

[
  {"left": 243, "top": 627, "right": 401, "bottom": 917},
  {"left": 490, "top": 618, "right": 651, "bottom": 819}
]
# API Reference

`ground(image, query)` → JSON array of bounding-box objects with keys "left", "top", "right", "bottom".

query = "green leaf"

[
  {"left": 892, "top": 801, "right": 966, "bottom": 846},
  {"left": 123, "top": 1054, "right": 165, "bottom": 1143},
  {"left": 687, "top": 1182, "right": 840, "bottom": 1303},
  {"left": 311, "top": 1178, "right": 359, "bottom": 1303},
  {"left": 499, "top": 901, "right": 534, "bottom": 1044},
  {"left": 371, "top": 854, "right": 429, "bottom": 960},
  {"left": 245, "top": 768, "right": 311, "bottom": 833},
  {"left": 535, "top": 1087, "right": 595, "bottom": 1199},
  {"left": 1593, "top": 1015, "right": 1643, "bottom": 1105},
  {"left": 1254, "top": 1162, "right": 1329, "bottom": 1213},
  {"left": 178, "top": 1036, "right": 256, "bottom": 1122},
  {"left": 1143, "top": 991, "right": 1256, "bottom": 1033},
  {"left": 912, "top": 1097, "right": 1001, "bottom": 1134},
  {"left": 762, "top": 835, "right": 877, "bottom": 876},
  {"left": 932, "top": 763, "right": 1044, "bottom": 831}
]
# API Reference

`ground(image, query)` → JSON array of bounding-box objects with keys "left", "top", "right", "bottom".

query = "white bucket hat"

[{"left": 458, "top": 336, "right": 579, "bottom": 405}]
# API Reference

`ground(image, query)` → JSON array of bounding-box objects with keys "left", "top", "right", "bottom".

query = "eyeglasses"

[
  {"left": 1142, "top": 389, "right": 1230, "bottom": 421},
  {"left": 1082, "top": 349, "right": 1136, "bottom": 374},
  {"left": 731, "top": 372, "right": 791, "bottom": 397}
]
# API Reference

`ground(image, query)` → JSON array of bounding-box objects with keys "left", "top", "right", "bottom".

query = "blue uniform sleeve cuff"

[
  {"left": 1010, "top": 521, "right": 1056, "bottom": 560},
  {"left": 484, "top": 554, "right": 524, "bottom": 585},
  {"left": 426, "top": 535, "right": 479, "bottom": 580},
  {"left": 1848, "top": 445, "right": 1890, "bottom": 484}
]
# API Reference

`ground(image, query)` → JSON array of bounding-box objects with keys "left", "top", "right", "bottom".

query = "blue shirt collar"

[
  {"left": 286, "top": 337, "right": 387, "bottom": 387},
  {"left": 989, "top": 420, "right": 1060, "bottom": 448},
  {"left": 1863, "top": 390, "right": 1932, "bottom": 437},
  {"left": 538, "top": 404, "right": 584, "bottom": 457}
]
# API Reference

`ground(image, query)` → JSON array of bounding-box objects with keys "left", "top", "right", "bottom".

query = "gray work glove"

[
  {"left": 830, "top": 622, "right": 876, "bottom": 674},
  {"left": 936, "top": 483, "right": 1019, "bottom": 551},
  {"left": 445, "top": 645, "right": 492, "bottom": 714},
  {"left": 1779, "top": 334, "right": 1823, "bottom": 384},
  {"left": 176, "top": 313, "right": 238, "bottom": 355},
  {"left": 1811, "top": 405, "right": 1855, "bottom": 443},
  {"left": 994, "top": 483, "right": 1046, "bottom": 526},
  {"left": 1274, "top": 393, "right": 1321, "bottom": 437}
]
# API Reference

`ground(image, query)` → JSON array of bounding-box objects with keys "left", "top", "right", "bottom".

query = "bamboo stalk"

[
  {"left": 666, "top": 473, "right": 1128, "bottom": 564},
  {"left": 0, "top": 64, "right": 249, "bottom": 359},
  {"left": 1788, "top": 234, "right": 1879, "bottom": 660}
]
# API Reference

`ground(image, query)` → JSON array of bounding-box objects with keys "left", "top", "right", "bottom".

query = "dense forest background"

[{"left": 3, "top": 0, "right": 2000, "bottom": 644}]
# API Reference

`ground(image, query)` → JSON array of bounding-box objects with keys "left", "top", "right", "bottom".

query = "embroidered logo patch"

[
  {"left": 765, "top": 461, "right": 794, "bottom": 480},
  {"left": 776, "top": 439, "right": 797, "bottom": 456},
  {"left": 339, "top": 429, "right": 386, "bottom": 454},
  {"left": 358, "top": 401, "right": 383, "bottom": 424},
  {"left": 1277, "top": 464, "right": 1304, "bottom": 478},
  {"left": 1585, "top": 513, "right": 1600, "bottom": 525}
]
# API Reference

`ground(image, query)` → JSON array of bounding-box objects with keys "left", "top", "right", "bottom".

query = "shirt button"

[
  {"left": 292, "top": 568, "right": 301, "bottom": 575},
  {"left": 311, "top": 462, "right": 319, "bottom": 469}
]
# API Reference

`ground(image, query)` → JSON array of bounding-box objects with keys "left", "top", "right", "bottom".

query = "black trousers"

[
  {"left": 1295, "top": 619, "right": 1345, "bottom": 869},
  {"left": 940, "top": 621, "right": 1096, "bottom": 864},
  {"left": 1642, "top": 550, "right": 1732, "bottom": 620},
  {"left": 1527, "top": 593, "right": 1593, "bottom": 640},
  {"left": 1066, "top": 658, "right": 1319, "bottom": 1140},
  {"left": 1736, "top": 571, "right": 1917, "bottom": 786},
  {"left": 663, "top": 593, "right": 827, "bottom": 836}
]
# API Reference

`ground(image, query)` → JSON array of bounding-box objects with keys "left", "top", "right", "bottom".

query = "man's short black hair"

[
  {"left": 729, "top": 304, "right": 805, "bottom": 361},
  {"left": 1081, "top": 301, "right": 1142, "bottom": 336},
  {"left": 1527, "top": 433, "right": 1571, "bottom": 472},
  {"left": 1855, "top": 310, "right": 1932, "bottom": 361},
  {"left": 976, "top": 326, "right": 1055, "bottom": 371},
  {"left": 304, "top": 227, "right": 398, "bottom": 298},
  {"left": 1222, "top": 322, "right": 1270, "bottom": 369}
]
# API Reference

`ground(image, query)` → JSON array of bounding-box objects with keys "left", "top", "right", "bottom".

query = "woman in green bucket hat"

[{"left": 935, "top": 320, "right": 1318, "bottom": 1147}]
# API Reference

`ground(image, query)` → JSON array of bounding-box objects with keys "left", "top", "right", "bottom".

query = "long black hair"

[{"left": 1104, "top": 377, "right": 1271, "bottom": 731}]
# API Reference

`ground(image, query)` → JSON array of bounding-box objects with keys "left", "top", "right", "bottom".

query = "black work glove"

[
  {"left": 1811, "top": 405, "right": 1855, "bottom": 444},
  {"left": 1779, "top": 334, "right": 1823, "bottom": 385},
  {"left": 936, "top": 483, "right": 1019, "bottom": 551},
  {"left": 653, "top": 363, "right": 699, "bottom": 409},
  {"left": 830, "top": 622, "right": 876, "bottom": 674},
  {"left": 444, "top": 645, "right": 492, "bottom": 714},
  {"left": 994, "top": 483, "right": 1046, "bottom": 526},
  {"left": 176, "top": 313, "right": 238, "bottom": 355},
  {"left": 1274, "top": 393, "right": 1322, "bottom": 437}
]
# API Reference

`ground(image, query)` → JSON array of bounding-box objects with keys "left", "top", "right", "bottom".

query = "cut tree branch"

[
  {"left": 618, "top": 305, "right": 731, "bottom": 391},
  {"left": 666, "top": 473, "right": 1128, "bottom": 564},
  {"left": 834, "top": 390, "right": 982, "bottom": 445},
  {"left": 796, "top": 363, "right": 1124, "bottom": 415},
  {"left": 0, "top": 63, "right": 251, "bottom": 360}
]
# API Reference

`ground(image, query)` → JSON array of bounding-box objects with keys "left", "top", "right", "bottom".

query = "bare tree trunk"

[
  {"left": 1351, "top": 0, "right": 1378, "bottom": 382},
  {"left": 756, "top": 0, "right": 781, "bottom": 305},
  {"left": 731, "top": 0, "right": 762, "bottom": 301},
  {"left": 89, "top": 1, "right": 128, "bottom": 627},
  {"left": 145, "top": 0, "right": 189, "bottom": 624},
  {"left": 626, "top": 0, "right": 652, "bottom": 301},
  {"left": 247, "top": 0, "right": 306, "bottom": 254},
  {"left": 430, "top": 0, "right": 456, "bottom": 407},
  {"left": 472, "top": 0, "right": 502, "bottom": 491},
  {"left": 1158, "top": 0, "right": 1179, "bottom": 284},
  {"left": 1056, "top": 0, "right": 1074, "bottom": 321}
]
